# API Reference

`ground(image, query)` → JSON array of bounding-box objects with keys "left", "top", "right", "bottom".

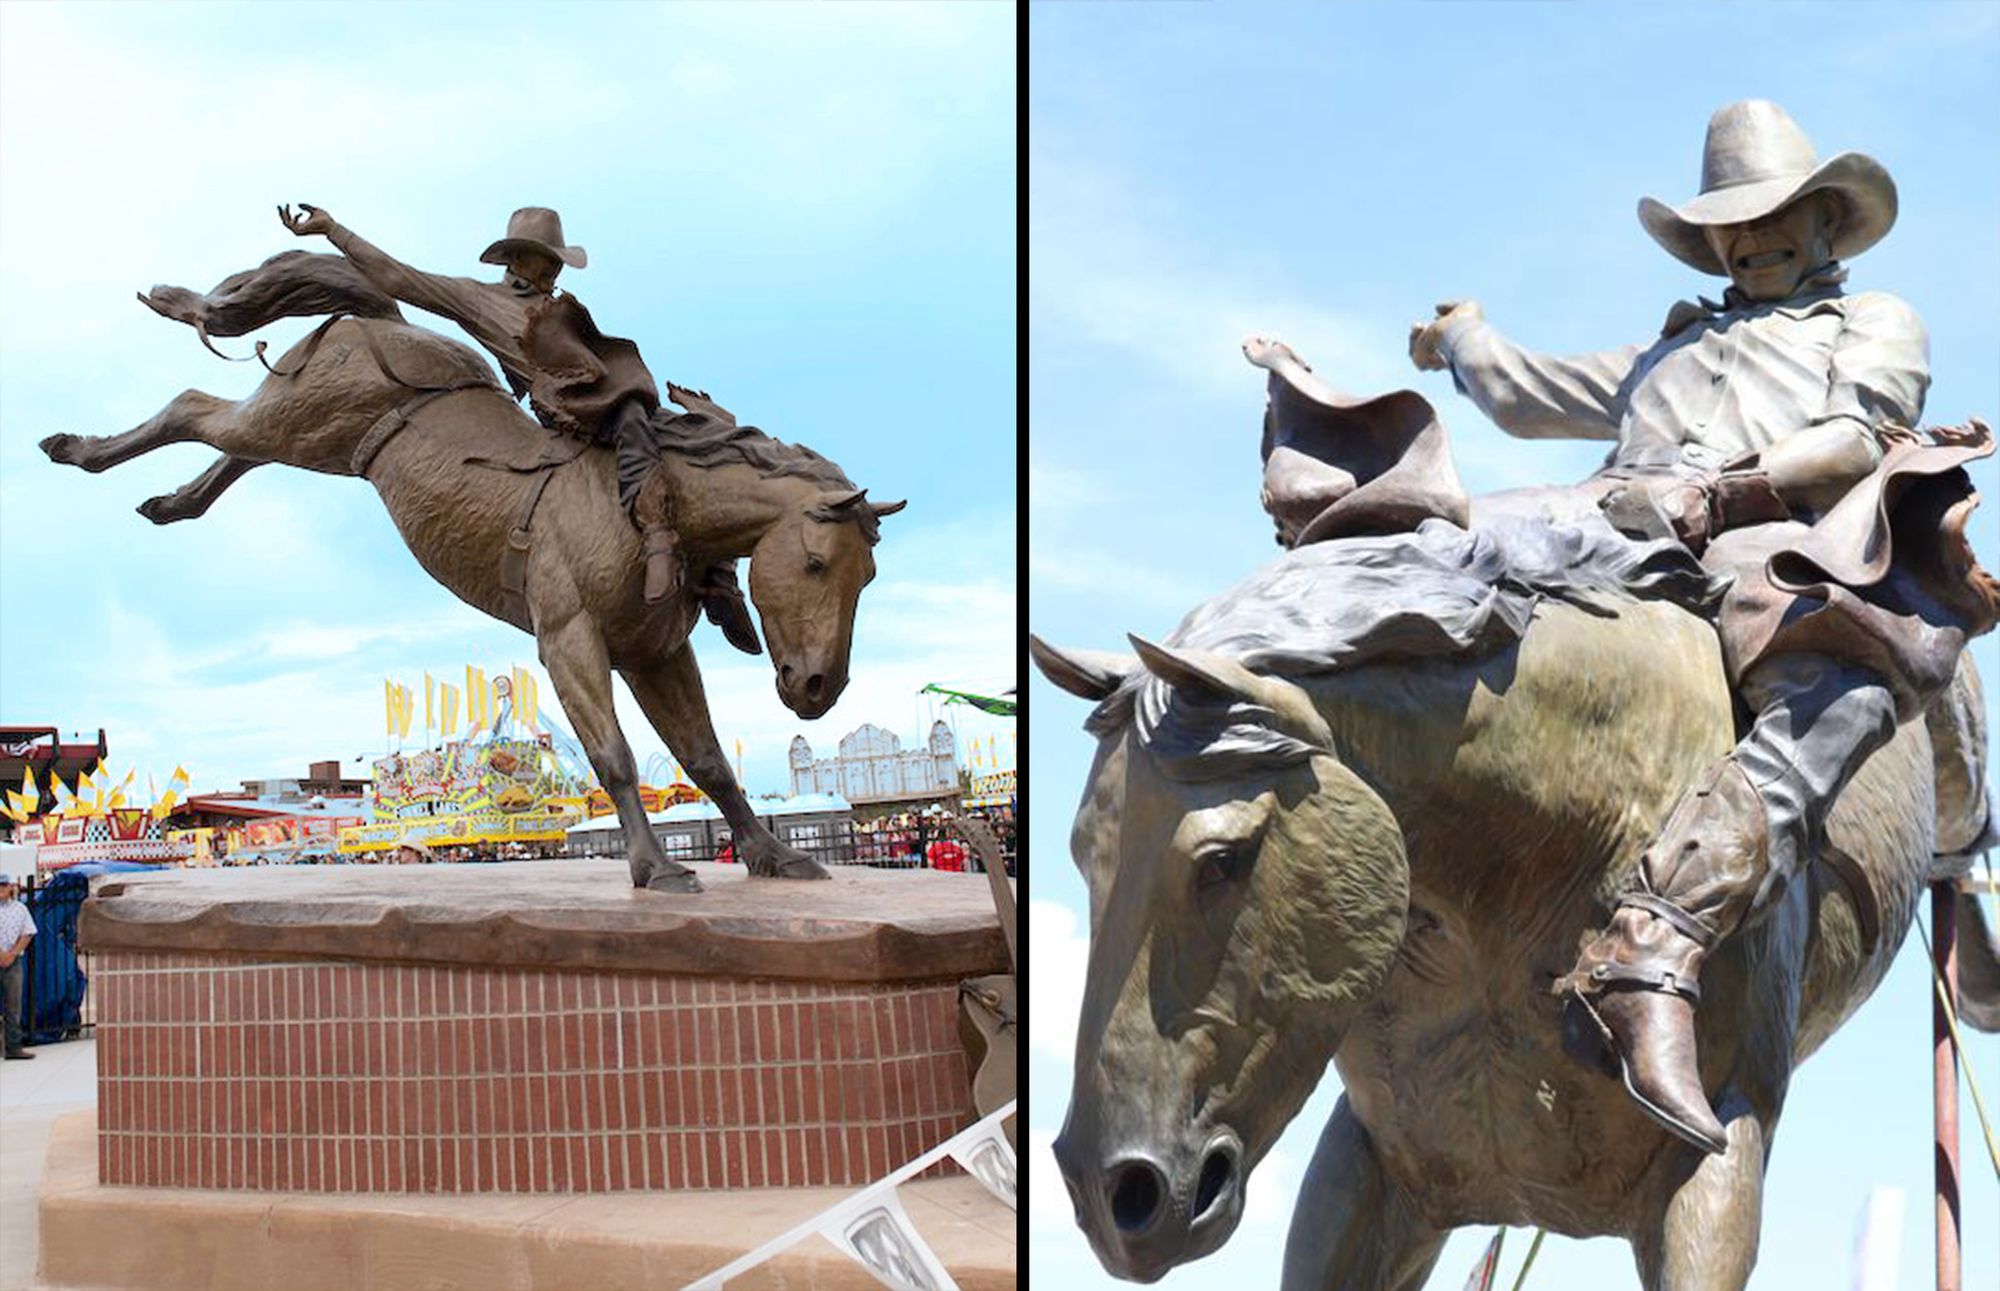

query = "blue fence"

[{"left": 14, "top": 863, "right": 168, "bottom": 1044}]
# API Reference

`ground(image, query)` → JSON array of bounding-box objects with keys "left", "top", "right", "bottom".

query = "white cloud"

[
  {"left": 1029, "top": 898, "right": 1090, "bottom": 1066},
  {"left": 1243, "top": 1144, "right": 1296, "bottom": 1230},
  {"left": 1030, "top": 154, "right": 1399, "bottom": 402},
  {"left": 1030, "top": 1127, "right": 1081, "bottom": 1238},
  {"left": 1029, "top": 542, "right": 1203, "bottom": 615}
]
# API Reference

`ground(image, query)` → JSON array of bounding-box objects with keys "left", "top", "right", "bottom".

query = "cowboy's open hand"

[
  {"left": 279, "top": 203, "right": 334, "bottom": 237},
  {"left": 1408, "top": 300, "right": 1483, "bottom": 372}
]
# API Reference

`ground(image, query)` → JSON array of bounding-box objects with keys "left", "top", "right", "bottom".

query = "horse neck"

[
  {"left": 1302, "top": 666, "right": 1572, "bottom": 933},
  {"left": 660, "top": 459, "right": 811, "bottom": 562}
]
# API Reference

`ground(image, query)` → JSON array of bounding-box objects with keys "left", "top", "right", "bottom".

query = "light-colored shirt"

[
  {"left": 327, "top": 223, "right": 545, "bottom": 400},
  {"left": 0, "top": 896, "right": 36, "bottom": 951},
  {"left": 1436, "top": 265, "right": 1929, "bottom": 470}
]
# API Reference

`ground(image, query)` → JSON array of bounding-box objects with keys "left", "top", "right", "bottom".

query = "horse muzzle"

[
  {"left": 1053, "top": 1126, "right": 1245, "bottom": 1282},
  {"left": 776, "top": 663, "right": 845, "bottom": 720}
]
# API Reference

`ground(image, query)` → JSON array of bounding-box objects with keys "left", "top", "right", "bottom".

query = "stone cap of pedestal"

[{"left": 80, "top": 859, "right": 1011, "bottom": 984}]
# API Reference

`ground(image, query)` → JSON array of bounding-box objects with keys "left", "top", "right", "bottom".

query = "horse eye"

[
  {"left": 1194, "top": 845, "right": 1254, "bottom": 892},
  {"left": 805, "top": 554, "right": 827, "bottom": 574}
]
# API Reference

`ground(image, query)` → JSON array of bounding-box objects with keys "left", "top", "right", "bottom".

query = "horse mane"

[
  {"left": 648, "top": 406, "right": 884, "bottom": 543},
  {"left": 651, "top": 409, "right": 857, "bottom": 490},
  {"left": 1085, "top": 515, "right": 1728, "bottom": 783}
]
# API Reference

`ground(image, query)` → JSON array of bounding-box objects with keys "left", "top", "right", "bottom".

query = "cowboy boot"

[
  {"left": 1553, "top": 760, "right": 1767, "bottom": 1156},
  {"left": 698, "top": 561, "right": 762, "bottom": 656},
  {"left": 642, "top": 524, "right": 683, "bottom": 605}
]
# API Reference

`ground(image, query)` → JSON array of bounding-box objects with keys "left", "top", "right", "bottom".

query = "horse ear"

[
  {"left": 869, "top": 498, "right": 907, "bottom": 517},
  {"left": 1030, "top": 634, "right": 1136, "bottom": 701},
  {"left": 1126, "top": 635, "right": 1261, "bottom": 706},
  {"left": 816, "top": 487, "right": 867, "bottom": 512}
]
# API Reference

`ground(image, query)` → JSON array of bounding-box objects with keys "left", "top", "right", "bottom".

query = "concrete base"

[{"left": 39, "top": 1110, "right": 1015, "bottom": 1291}]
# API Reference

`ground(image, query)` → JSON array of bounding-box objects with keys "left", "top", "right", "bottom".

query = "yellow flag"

[
  {"left": 398, "top": 684, "right": 415, "bottom": 739},
  {"left": 425, "top": 673, "right": 435, "bottom": 734},
  {"left": 440, "top": 683, "right": 460, "bottom": 738},
  {"left": 21, "top": 767, "right": 38, "bottom": 813},
  {"left": 465, "top": 664, "right": 488, "bottom": 732},
  {"left": 522, "top": 671, "right": 539, "bottom": 729},
  {"left": 385, "top": 678, "right": 396, "bottom": 737}
]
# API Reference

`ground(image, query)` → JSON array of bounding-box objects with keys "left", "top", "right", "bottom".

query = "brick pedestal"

[{"left": 80, "top": 860, "right": 1006, "bottom": 1195}]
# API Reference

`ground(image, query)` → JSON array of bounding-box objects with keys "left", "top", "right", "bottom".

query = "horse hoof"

[
  {"left": 137, "top": 496, "right": 181, "bottom": 525},
  {"left": 774, "top": 856, "right": 831, "bottom": 881},
  {"left": 645, "top": 869, "right": 704, "bottom": 895},
  {"left": 40, "top": 433, "right": 79, "bottom": 465}
]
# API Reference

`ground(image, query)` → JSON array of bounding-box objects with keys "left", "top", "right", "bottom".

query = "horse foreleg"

[
  {"left": 41, "top": 388, "right": 235, "bottom": 474},
  {"left": 1631, "top": 1088, "right": 1769, "bottom": 1291},
  {"left": 137, "top": 454, "right": 261, "bottom": 525},
  {"left": 618, "top": 645, "right": 827, "bottom": 880},
  {"left": 536, "top": 610, "right": 700, "bottom": 894},
  {"left": 1281, "top": 1097, "right": 1446, "bottom": 1291}
]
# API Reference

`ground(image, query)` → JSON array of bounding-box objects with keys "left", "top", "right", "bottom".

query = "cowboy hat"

[
  {"left": 480, "top": 206, "right": 588, "bottom": 270},
  {"left": 1639, "top": 100, "right": 1896, "bottom": 276}
]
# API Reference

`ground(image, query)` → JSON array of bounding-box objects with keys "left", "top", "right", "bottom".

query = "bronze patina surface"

[
  {"left": 43, "top": 211, "right": 904, "bottom": 896},
  {"left": 80, "top": 861, "right": 1009, "bottom": 984},
  {"left": 1037, "top": 96, "right": 1998, "bottom": 1291}
]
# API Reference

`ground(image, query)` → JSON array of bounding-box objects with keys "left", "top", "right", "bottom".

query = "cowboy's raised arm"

[
  {"left": 279, "top": 204, "right": 488, "bottom": 329},
  {"left": 1419, "top": 303, "right": 1638, "bottom": 441}
]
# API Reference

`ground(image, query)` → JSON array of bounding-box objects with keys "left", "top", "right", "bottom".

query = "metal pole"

[{"left": 1930, "top": 879, "right": 1959, "bottom": 1291}]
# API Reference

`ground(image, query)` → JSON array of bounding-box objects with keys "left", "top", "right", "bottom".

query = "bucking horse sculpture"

[
  {"left": 1034, "top": 339, "right": 2000, "bottom": 1290},
  {"left": 43, "top": 241, "right": 900, "bottom": 895}
]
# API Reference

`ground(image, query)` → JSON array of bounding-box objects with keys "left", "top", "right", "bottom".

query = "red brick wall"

[{"left": 94, "top": 952, "right": 974, "bottom": 1193}]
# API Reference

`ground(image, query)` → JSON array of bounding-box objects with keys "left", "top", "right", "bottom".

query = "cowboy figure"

[
  {"left": 1401, "top": 100, "right": 1997, "bottom": 1153},
  {"left": 278, "top": 203, "right": 761, "bottom": 653}
]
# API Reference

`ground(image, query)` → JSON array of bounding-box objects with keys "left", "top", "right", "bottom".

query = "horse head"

[
  {"left": 1032, "top": 633, "right": 1409, "bottom": 1282},
  {"left": 749, "top": 485, "right": 905, "bottom": 719}
]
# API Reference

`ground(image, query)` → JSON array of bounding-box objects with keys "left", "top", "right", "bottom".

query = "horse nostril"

[
  {"left": 780, "top": 665, "right": 795, "bottom": 687},
  {"left": 1108, "top": 1158, "right": 1166, "bottom": 1234},
  {"left": 806, "top": 674, "right": 826, "bottom": 702},
  {"left": 1192, "top": 1146, "right": 1235, "bottom": 1221}
]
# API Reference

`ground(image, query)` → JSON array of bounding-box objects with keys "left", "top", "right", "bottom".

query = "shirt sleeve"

[
  {"left": 327, "top": 224, "right": 494, "bottom": 330},
  {"left": 1814, "top": 291, "right": 1930, "bottom": 445},
  {"left": 1436, "top": 313, "right": 1638, "bottom": 441}
]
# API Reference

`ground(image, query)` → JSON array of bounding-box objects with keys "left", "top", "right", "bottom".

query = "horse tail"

[
  {"left": 138, "top": 250, "right": 406, "bottom": 363},
  {"left": 1922, "top": 651, "right": 1999, "bottom": 1032},
  {"left": 1954, "top": 887, "right": 2000, "bottom": 1033}
]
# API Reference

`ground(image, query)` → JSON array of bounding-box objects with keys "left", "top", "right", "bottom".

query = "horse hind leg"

[
  {"left": 41, "top": 388, "right": 236, "bottom": 473},
  {"left": 137, "top": 454, "right": 261, "bottom": 525}
]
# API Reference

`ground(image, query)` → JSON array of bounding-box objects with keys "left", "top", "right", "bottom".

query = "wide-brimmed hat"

[
  {"left": 480, "top": 206, "right": 587, "bottom": 270},
  {"left": 1639, "top": 100, "right": 1896, "bottom": 276}
]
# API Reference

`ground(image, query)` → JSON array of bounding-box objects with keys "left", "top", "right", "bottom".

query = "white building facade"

[{"left": 788, "top": 722, "right": 958, "bottom": 804}]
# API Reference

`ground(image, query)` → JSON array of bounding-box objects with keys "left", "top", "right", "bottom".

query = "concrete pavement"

[{"left": 1, "top": 1036, "right": 97, "bottom": 1291}]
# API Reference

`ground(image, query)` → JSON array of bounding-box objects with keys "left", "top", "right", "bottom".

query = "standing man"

[{"left": 0, "top": 875, "right": 38, "bottom": 1059}]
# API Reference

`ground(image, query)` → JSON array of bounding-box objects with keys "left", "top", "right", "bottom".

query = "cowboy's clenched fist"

[{"left": 1408, "top": 300, "right": 1483, "bottom": 371}]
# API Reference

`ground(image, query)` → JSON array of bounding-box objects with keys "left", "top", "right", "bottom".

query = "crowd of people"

[{"left": 852, "top": 803, "right": 1015, "bottom": 875}]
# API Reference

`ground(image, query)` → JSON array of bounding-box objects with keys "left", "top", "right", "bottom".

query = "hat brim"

[
  {"left": 479, "top": 237, "right": 587, "bottom": 270},
  {"left": 1638, "top": 150, "right": 1896, "bottom": 276}
]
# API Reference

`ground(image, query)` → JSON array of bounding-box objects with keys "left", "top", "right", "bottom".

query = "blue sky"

[
  {"left": 0, "top": 2, "right": 1015, "bottom": 797},
  {"left": 1029, "top": 4, "right": 1996, "bottom": 1290}
]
